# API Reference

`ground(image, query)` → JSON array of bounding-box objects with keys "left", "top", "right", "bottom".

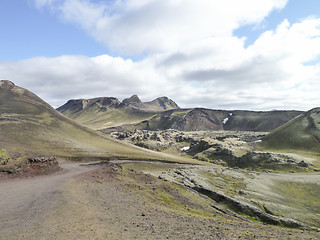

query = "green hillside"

[
  {"left": 0, "top": 80, "right": 187, "bottom": 163},
  {"left": 224, "top": 110, "right": 303, "bottom": 132},
  {"left": 260, "top": 108, "right": 320, "bottom": 154}
]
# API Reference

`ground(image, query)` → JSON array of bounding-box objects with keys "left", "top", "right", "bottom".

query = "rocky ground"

[
  {"left": 154, "top": 164, "right": 320, "bottom": 230},
  {"left": 1, "top": 160, "right": 319, "bottom": 239},
  {"left": 1, "top": 131, "right": 319, "bottom": 239},
  {"left": 108, "top": 129, "right": 319, "bottom": 172}
]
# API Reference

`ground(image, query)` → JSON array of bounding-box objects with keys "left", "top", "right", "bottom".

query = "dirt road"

[
  {"left": 0, "top": 162, "right": 102, "bottom": 239},
  {"left": 0, "top": 161, "right": 319, "bottom": 240}
]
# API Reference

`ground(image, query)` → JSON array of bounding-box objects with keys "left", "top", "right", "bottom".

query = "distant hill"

[
  {"left": 58, "top": 95, "right": 303, "bottom": 132},
  {"left": 260, "top": 107, "right": 320, "bottom": 154},
  {"left": 122, "top": 95, "right": 179, "bottom": 112},
  {"left": 101, "top": 108, "right": 303, "bottom": 133},
  {"left": 0, "top": 80, "right": 182, "bottom": 162},
  {"left": 57, "top": 95, "right": 179, "bottom": 130}
]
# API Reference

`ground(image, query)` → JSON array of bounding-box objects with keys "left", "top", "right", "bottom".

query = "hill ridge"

[
  {"left": 0, "top": 81, "right": 183, "bottom": 163},
  {"left": 261, "top": 107, "right": 320, "bottom": 153}
]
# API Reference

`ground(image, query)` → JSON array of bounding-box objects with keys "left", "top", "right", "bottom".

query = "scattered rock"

[{"left": 298, "top": 160, "right": 308, "bottom": 168}]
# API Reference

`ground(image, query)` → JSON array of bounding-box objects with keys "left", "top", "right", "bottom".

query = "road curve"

[{"left": 0, "top": 162, "right": 102, "bottom": 235}]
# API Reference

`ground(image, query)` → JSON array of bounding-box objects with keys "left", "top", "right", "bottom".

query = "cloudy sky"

[{"left": 1, "top": 0, "right": 320, "bottom": 110}]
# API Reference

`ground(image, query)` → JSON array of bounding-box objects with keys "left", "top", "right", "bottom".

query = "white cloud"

[
  {"left": 2, "top": 0, "right": 320, "bottom": 111},
  {"left": 34, "top": 0, "right": 288, "bottom": 55},
  {"left": 0, "top": 54, "right": 172, "bottom": 108}
]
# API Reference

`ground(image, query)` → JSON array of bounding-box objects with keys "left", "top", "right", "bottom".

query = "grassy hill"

[
  {"left": 0, "top": 80, "right": 187, "bottom": 163},
  {"left": 260, "top": 107, "right": 320, "bottom": 154},
  {"left": 224, "top": 110, "right": 303, "bottom": 132}
]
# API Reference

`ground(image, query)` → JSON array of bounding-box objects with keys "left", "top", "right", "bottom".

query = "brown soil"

[
  {"left": 0, "top": 157, "right": 62, "bottom": 180},
  {"left": 0, "top": 161, "right": 319, "bottom": 239}
]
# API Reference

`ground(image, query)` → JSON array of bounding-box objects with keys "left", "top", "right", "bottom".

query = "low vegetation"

[
  {"left": 2, "top": 80, "right": 320, "bottom": 238},
  {"left": 0, "top": 80, "right": 194, "bottom": 177}
]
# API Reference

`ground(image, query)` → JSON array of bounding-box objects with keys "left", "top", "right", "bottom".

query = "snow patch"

[
  {"left": 222, "top": 113, "right": 233, "bottom": 125},
  {"left": 181, "top": 146, "right": 190, "bottom": 151},
  {"left": 253, "top": 140, "right": 262, "bottom": 143}
]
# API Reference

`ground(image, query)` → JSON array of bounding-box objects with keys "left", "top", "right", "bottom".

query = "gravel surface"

[{"left": 0, "top": 161, "right": 319, "bottom": 240}]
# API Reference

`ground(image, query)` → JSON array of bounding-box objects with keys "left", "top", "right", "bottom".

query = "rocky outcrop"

[
  {"left": 192, "top": 186, "right": 314, "bottom": 229},
  {"left": 158, "top": 166, "right": 319, "bottom": 231},
  {"left": 121, "top": 95, "right": 142, "bottom": 107},
  {"left": 110, "top": 129, "right": 184, "bottom": 151},
  {"left": 26, "top": 157, "right": 61, "bottom": 175},
  {"left": 109, "top": 128, "right": 312, "bottom": 171},
  {"left": 0, "top": 156, "right": 61, "bottom": 179},
  {"left": 121, "top": 95, "right": 180, "bottom": 112}
]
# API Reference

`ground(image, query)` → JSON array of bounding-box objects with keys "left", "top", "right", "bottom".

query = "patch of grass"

[
  {"left": 147, "top": 183, "right": 217, "bottom": 218},
  {"left": 271, "top": 180, "right": 320, "bottom": 227},
  {"left": 121, "top": 162, "right": 182, "bottom": 173},
  {"left": 0, "top": 149, "right": 10, "bottom": 160},
  {"left": 202, "top": 170, "right": 247, "bottom": 197},
  {"left": 121, "top": 168, "right": 218, "bottom": 219},
  {"left": 61, "top": 106, "right": 157, "bottom": 130}
]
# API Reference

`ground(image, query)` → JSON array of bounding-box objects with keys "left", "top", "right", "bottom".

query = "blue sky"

[
  {"left": 1, "top": 0, "right": 320, "bottom": 110},
  {"left": 0, "top": 0, "right": 318, "bottom": 60},
  {"left": 0, "top": 1, "right": 109, "bottom": 60},
  {"left": 235, "top": 0, "right": 320, "bottom": 47}
]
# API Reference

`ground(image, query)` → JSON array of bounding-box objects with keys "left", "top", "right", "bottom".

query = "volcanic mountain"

[
  {"left": 0, "top": 80, "right": 182, "bottom": 162},
  {"left": 260, "top": 107, "right": 320, "bottom": 154},
  {"left": 57, "top": 95, "right": 179, "bottom": 130}
]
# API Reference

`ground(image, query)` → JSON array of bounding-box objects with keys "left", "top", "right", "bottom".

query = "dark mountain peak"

[
  {"left": 57, "top": 99, "right": 85, "bottom": 113},
  {"left": 156, "top": 96, "right": 169, "bottom": 101},
  {"left": 146, "top": 96, "right": 179, "bottom": 111},
  {"left": 151, "top": 96, "right": 180, "bottom": 110},
  {"left": 122, "top": 95, "right": 142, "bottom": 105},
  {"left": 57, "top": 97, "right": 121, "bottom": 114},
  {"left": 90, "top": 97, "right": 121, "bottom": 107}
]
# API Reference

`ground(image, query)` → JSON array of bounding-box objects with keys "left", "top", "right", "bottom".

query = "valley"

[{"left": 1, "top": 80, "right": 320, "bottom": 239}]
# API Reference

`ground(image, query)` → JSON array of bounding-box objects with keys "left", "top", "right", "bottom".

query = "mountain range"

[
  {"left": 57, "top": 95, "right": 179, "bottom": 130},
  {"left": 1, "top": 80, "right": 318, "bottom": 160},
  {"left": 57, "top": 96, "right": 303, "bottom": 132}
]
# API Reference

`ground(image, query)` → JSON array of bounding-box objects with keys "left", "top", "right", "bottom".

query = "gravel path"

[
  {"left": 0, "top": 162, "right": 102, "bottom": 239},
  {"left": 0, "top": 161, "right": 319, "bottom": 240}
]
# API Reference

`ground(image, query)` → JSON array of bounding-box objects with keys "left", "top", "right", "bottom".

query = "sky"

[{"left": 1, "top": 0, "right": 320, "bottom": 110}]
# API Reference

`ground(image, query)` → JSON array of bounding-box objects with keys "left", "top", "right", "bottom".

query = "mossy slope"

[
  {"left": 0, "top": 80, "right": 185, "bottom": 162},
  {"left": 260, "top": 107, "right": 320, "bottom": 154}
]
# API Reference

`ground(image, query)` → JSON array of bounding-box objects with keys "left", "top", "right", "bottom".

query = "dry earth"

[{"left": 0, "top": 161, "right": 319, "bottom": 240}]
